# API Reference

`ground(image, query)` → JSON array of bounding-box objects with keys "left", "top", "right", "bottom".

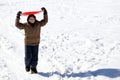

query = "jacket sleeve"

[
  {"left": 38, "top": 14, "right": 48, "bottom": 27},
  {"left": 15, "top": 18, "right": 25, "bottom": 29}
]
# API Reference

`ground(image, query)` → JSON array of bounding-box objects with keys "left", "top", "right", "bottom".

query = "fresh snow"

[{"left": 0, "top": 0, "right": 120, "bottom": 80}]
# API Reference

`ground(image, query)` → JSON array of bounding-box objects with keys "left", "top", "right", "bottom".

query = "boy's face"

[{"left": 29, "top": 17, "right": 35, "bottom": 23}]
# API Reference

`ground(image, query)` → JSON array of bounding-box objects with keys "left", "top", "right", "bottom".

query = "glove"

[
  {"left": 17, "top": 11, "right": 22, "bottom": 18},
  {"left": 41, "top": 7, "right": 47, "bottom": 15}
]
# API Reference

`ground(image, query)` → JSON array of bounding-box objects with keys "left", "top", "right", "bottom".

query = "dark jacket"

[{"left": 15, "top": 14, "right": 48, "bottom": 46}]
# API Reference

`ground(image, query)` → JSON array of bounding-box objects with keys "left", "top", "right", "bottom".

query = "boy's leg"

[
  {"left": 25, "top": 45, "right": 32, "bottom": 71},
  {"left": 31, "top": 45, "right": 39, "bottom": 73}
]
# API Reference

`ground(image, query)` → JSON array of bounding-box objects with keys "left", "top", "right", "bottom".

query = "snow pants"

[{"left": 25, "top": 45, "right": 39, "bottom": 68}]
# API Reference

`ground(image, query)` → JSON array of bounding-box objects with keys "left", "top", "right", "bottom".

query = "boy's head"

[{"left": 27, "top": 14, "right": 36, "bottom": 24}]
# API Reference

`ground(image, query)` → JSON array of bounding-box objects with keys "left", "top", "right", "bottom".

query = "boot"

[
  {"left": 25, "top": 66, "right": 30, "bottom": 72},
  {"left": 31, "top": 67, "right": 38, "bottom": 74}
]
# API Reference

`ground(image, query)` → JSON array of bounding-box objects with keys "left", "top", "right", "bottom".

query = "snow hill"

[{"left": 0, "top": 0, "right": 120, "bottom": 80}]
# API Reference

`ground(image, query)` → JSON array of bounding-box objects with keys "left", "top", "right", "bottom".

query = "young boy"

[{"left": 15, "top": 7, "right": 48, "bottom": 74}]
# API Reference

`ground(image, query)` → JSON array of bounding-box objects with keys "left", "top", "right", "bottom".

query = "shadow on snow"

[{"left": 38, "top": 68, "right": 120, "bottom": 78}]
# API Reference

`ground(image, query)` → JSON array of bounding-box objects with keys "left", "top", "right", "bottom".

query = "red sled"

[{"left": 21, "top": 10, "right": 43, "bottom": 16}]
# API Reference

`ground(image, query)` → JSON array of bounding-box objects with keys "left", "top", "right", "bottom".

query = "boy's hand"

[
  {"left": 41, "top": 7, "right": 47, "bottom": 15},
  {"left": 17, "top": 11, "right": 22, "bottom": 18}
]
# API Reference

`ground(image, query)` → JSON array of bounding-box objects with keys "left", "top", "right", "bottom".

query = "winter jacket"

[{"left": 15, "top": 14, "right": 48, "bottom": 46}]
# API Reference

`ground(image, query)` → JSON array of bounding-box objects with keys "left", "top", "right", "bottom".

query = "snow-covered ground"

[{"left": 0, "top": 0, "right": 120, "bottom": 80}]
